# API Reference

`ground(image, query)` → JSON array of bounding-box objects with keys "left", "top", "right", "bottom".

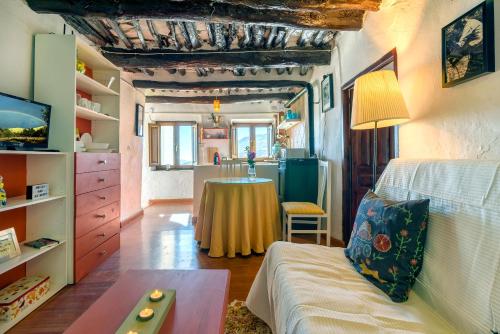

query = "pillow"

[{"left": 345, "top": 191, "right": 430, "bottom": 302}]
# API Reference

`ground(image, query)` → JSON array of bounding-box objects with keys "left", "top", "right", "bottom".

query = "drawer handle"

[
  {"left": 97, "top": 233, "right": 106, "bottom": 237},
  {"left": 99, "top": 250, "right": 107, "bottom": 256},
  {"left": 95, "top": 214, "right": 106, "bottom": 219},
  {"left": 98, "top": 196, "right": 106, "bottom": 200},
  {"left": 98, "top": 178, "right": 105, "bottom": 182},
  {"left": 98, "top": 160, "right": 107, "bottom": 165}
]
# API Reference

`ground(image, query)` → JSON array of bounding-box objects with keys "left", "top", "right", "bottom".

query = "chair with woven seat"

[
  {"left": 282, "top": 160, "right": 331, "bottom": 246},
  {"left": 220, "top": 158, "right": 243, "bottom": 177}
]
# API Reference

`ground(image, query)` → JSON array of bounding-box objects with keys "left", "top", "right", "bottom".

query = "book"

[{"left": 24, "top": 238, "right": 59, "bottom": 250}]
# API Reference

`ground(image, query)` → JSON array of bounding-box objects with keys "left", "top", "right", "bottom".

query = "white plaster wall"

[
  {"left": 312, "top": 0, "right": 500, "bottom": 240},
  {"left": 0, "top": 0, "right": 69, "bottom": 98}
]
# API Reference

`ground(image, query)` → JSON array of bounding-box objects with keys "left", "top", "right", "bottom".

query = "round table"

[{"left": 195, "top": 177, "right": 280, "bottom": 257}]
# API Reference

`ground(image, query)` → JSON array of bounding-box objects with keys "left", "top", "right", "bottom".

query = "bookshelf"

[{"left": 0, "top": 152, "right": 70, "bottom": 332}]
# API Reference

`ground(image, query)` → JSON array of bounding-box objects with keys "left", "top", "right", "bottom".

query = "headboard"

[{"left": 376, "top": 159, "right": 500, "bottom": 334}]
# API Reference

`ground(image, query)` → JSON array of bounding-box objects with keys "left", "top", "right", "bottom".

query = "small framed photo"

[
  {"left": 321, "top": 74, "right": 334, "bottom": 113},
  {"left": 442, "top": 0, "right": 495, "bottom": 87},
  {"left": 202, "top": 128, "right": 228, "bottom": 140},
  {"left": 0, "top": 228, "right": 21, "bottom": 263},
  {"left": 135, "top": 104, "right": 145, "bottom": 137}
]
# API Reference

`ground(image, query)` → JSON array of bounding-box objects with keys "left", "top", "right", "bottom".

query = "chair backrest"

[
  {"left": 317, "top": 160, "right": 331, "bottom": 214},
  {"left": 376, "top": 159, "right": 500, "bottom": 334},
  {"left": 220, "top": 159, "right": 243, "bottom": 177}
]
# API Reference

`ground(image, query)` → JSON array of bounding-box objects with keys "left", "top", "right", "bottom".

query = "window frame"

[
  {"left": 149, "top": 121, "right": 198, "bottom": 170},
  {"left": 231, "top": 122, "right": 274, "bottom": 160}
]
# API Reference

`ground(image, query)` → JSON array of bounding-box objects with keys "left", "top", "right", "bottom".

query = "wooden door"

[{"left": 342, "top": 49, "right": 398, "bottom": 244}]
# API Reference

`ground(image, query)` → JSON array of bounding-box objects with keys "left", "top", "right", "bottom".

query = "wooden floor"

[{"left": 11, "top": 201, "right": 341, "bottom": 333}]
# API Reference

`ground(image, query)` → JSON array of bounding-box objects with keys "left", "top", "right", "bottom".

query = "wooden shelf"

[
  {"left": 76, "top": 105, "right": 119, "bottom": 121},
  {"left": 277, "top": 119, "right": 301, "bottom": 130},
  {"left": 76, "top": 71, "right": 118, "bottom": 96},
  {"left": 0, "top": 195, "right": 65, "bottom": 213},
  {"left": 0, "top": 241, "right": 66, "bottom": 275},
  {"left": 0, "top": 281, "right": 66, "bottom": 333}
]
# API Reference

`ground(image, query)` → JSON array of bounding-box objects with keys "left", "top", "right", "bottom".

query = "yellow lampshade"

[
  {"left": 351, "top": 70, "right": 410, "bottom": 130},
  {"left": 213, "top": 98, "right": 221, "bottom": 113}
]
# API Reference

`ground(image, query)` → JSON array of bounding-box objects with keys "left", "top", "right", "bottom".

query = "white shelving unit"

[
  {"left": 278, "top": 119, "right": 301, "bottom": 130},
  {"left": 76, "top": 105, "right": 119, "bottom": 121},
  {"left": 0, "top": 152, "right": 70, "bottom": 332},
  {"left": 76, "top": 71, "right": 118, "bottom": 96}
]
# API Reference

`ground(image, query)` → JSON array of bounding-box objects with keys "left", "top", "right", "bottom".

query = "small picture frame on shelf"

[
  {"left": 321, "top": 73, "right": 334, "bottom": 113},
  {"left": 135, "top": 104, "right": 144, "bottom": 137},
  {"left": 202, "top": 128, "right": 228, "bottom": 140},
  {"left": 0, "top": 228, "right": 21, "bottom": 263}
]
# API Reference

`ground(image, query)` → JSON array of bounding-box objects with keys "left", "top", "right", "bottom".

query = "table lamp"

[{"left": 351, "top": 70, "right": 410, "bottom": 189}]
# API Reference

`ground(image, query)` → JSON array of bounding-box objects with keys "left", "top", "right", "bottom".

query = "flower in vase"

[{"left": 245, "top": 146, "right": 256, "bottom": 167}]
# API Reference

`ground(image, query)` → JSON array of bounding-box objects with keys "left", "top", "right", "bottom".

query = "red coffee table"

[{"left": 65, "top": 270, "right": 230, "bottom": 334}]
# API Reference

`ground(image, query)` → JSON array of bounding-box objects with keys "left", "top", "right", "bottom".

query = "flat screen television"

[{"left": 0, "top": 92, "right": 52, "bottom": 150}]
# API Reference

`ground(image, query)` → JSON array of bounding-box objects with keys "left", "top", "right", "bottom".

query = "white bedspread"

[{"left": 246, "top": 242, "right": 457, "bottom": 334}]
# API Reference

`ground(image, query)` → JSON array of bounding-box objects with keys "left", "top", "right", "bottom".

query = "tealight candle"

[
  {"left": 137, "top": 308, "right": 154, "bottom": 321},
  {"left": 149, "top": 289, "right": 164, "bottom": 302}
]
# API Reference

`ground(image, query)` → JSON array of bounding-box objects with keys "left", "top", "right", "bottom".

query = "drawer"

[
  {"left": 75, "top": 234, "right": 120, "bottom": 282},
  {"left": 75, "top": 185, "right": 120, "bottom": 216},
  {"left": 75, "top": 201, "right": 120, "bottom": 238},
  {"left": 75, "top": 218, "right": 120, "bottom": 260},
  {"left": 75, "top": 153, "right": 120, "bottom": 173},
  {"left": 75, "top": 170, "right": 120, "bottom": 195}
]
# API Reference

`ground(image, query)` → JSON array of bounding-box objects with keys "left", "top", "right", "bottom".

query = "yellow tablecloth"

[{"left": 195, "top": 177, "right": 280, "bottom": 258}]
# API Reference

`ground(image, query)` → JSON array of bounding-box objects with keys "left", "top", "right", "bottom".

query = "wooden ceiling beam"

[
  {"left": 108, "top": 19, "right": 134, "bottom": 49},
  {"left": 101, "top": 47, "right": 330, "bottom": 68},
  {"left": 27, "top": 0, "right": 372, "bottom": 30},
  {"left": 147, "top": 19, "right": 165, "bottom": 48},
  {"left": 209, "top": 0, "right": 381, "bottom": 11},
  {"left": 166, "top": 21, "right": 180, "bottom": 50},
  {"left": 132, "top": 20, "right": 147, "bottom": 49},
  {"left": 62, "top": 15, "right": 107, "bottom": 46},
  {"left": 133, "top": 79, "right": 308, "bottom": 90},
  {"left": 146, "top": 93, "right": 294, "bottom": 104}
]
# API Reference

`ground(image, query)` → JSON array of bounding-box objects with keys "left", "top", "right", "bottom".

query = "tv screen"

[{"left": 0, "top": 92, "right": 51, "bottom": 150}]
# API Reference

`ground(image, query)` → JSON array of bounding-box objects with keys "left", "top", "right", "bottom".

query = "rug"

[{"left": 225, "top": 300, "right": 272, "bottom": 334}]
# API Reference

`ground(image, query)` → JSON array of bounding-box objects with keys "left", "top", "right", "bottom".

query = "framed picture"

[
  {"left": 135, "top": 104, "right": 144, "bottom": 137},
  {"left": 202, "top": 128, "right": 229, "bottom": 140},
  {"left": 0, "top": 228, "right": 21, "bottom": 263},
  {"left": 321, "top": 74, "right": 334, "bottom": 112},
  {"left": 442, "top": 0, "right": 495, "bottom": 87}
]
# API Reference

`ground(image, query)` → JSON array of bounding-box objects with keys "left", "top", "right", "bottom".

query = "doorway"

[{"left": 341, "top": 49, "right": 398, "bottom": 244}]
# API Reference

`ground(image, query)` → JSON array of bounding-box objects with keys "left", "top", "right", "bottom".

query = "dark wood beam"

[
  {"left": 233, "top": 67, "right": 246, "bottom": 76},
  {"left": 133, "top": 80, "right": 308, "bottom": 90},
  {"left": 226, "top": 24, "right": 237, "bottom": 50},
  {"left": 132, "top": 20, "right": 147, "bottom": 49},
  {"left": 178, "top": 21, "right": 193, "bottom": 50},
  {"left": 101, "top": 47, "right": 331, "bottom": 68},
  {"left": 266, "top": 26, "right": 277, "bottom": 49},
  {"left": 297, "top": 29, "right": 315, "bottom": 47},
  {"left": 87, "top": 18, "right": 117, "bottom": 45},
  {"left": 312, "top": 30, "right": 326, "bottom": 47},
  {"left": 146, "top": 93, "right": 294, "bottom": 104},
  {"left": 252, "top": 25, "right": 264, "bottom": 48},
  {"left": 166, "top": 21, "right": 180, "bottom": 50},
  {"left": 273, "top": 28, "right": 286, "bottom": 47},
  {"left": 108, "top": 19, "right": 133, "bottom": 49},
  {"left": 282, "top": 28, "right": 295, "bottom": 48},
  {"left": 185, "top": 22, "right": 201, "bottom": 49},
  {"left": 62, "top": 15, "right": 107, "bottom": 46},
  {"left": 286, "top": 67, "right": 294, "bottom": 75},
  {"left": 206, "top": 23, "right": 215, "bottom": 46},
  {"left": 27, "top": 1, "right": 369, "bottom": 30},
  {"left": 239, "top": 24, "right": 252, "bottom": 48},
  {"left": 147, "top": 19, "right": 164, "bottom": 48},
  {"left": 210, "top": 0, "right": 381, "bottom": 11},
  {"left": 214, "top": 23, "right": 226, "bottom": 50}
]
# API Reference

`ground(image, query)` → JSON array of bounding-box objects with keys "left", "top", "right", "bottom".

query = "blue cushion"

[{"left": 345, "top": 191, "right": 430, "bottom": 302}]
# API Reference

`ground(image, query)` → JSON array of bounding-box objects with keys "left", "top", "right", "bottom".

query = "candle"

[
  {"left": 126, "top": 331, "right": 138, "bottom": 334},
  {"left": 149, "top": 289, "right": 164, "bottom": 302},
  {"left": 137, "top": 308, "right": 154, "bottom": 321}
]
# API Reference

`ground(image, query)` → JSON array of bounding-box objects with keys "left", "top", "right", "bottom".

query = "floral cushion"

[{"left": 344, "top": 191, "right": 430, "bottom": 302}]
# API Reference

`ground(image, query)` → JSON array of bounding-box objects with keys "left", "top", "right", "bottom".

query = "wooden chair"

[
  {"left": 220, "top": 158, "right": 243, "bottom": 177},
  {"left": 281, "top": 160, "right": 331, "bottom": 246}
]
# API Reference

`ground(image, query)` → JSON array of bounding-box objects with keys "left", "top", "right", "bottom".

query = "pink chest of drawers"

[{"left": 74, "top": 153, "right": 121, "bottom": 282}]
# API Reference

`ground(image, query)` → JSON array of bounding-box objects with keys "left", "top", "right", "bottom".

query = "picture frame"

[
  {"left": 321, "top": 74, "right": 334, "bottom": 112},
  {"left": 135, "top": 104, "right": 144, "bottom": 137},
  {"left": 0, "top": 228, "right": 21, "bottom": 263},
  {"left": 202, "top": 128, "right": 229, "bottom": 140},
  {"left": 442, "top": 0, "right": 495, "bottom": 88}
]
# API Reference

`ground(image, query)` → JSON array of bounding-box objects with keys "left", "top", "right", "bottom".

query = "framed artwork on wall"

[
  {"left": 321, "top": 74, "right": 334, "bottom": 112},
  {"left": 0, "top": 228, "right": 21, "bottom": 263},
  {"left": 135, "top": 104, "right": 144, "bottom": 137},
  {"left": 442, "top": 0, "right": 495, "bottom": 88}
]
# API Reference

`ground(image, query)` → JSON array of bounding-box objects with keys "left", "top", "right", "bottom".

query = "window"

[
  {"left": 232, "top": 123, "right": 273, "bottom": 159},
  {"left": 149, "top": 122, "right": 197, "bottom": 168}
]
